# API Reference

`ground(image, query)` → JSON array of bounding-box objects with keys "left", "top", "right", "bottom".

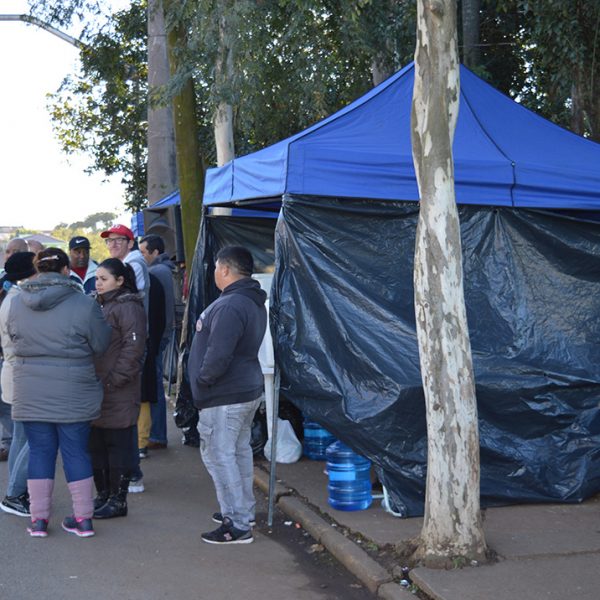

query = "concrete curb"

[
  {"left": 254, "top": 467, "right": 408, "bottom": 597},
  {"left": 253, "top": 466, "right": 292, "bottom": 500}
]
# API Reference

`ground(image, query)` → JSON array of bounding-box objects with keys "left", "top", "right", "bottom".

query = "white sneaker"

[{"left": 128, "top": 477, "right": 144, "bottom": 493}]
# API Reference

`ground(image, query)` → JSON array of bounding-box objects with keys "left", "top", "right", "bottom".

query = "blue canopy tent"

[
  {"left": 189, "top": 64, "right": 600, "bottom": 516},
  {"left": 204, "top": 63, "right": 600, "bottom": 209}
]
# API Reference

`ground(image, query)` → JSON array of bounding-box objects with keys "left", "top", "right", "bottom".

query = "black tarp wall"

[{"left": 270, "top": 195, "right": 600, "bottom": 516}]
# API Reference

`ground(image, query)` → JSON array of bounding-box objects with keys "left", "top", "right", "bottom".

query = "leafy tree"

[
  {"left": 46, "top": 0, "right": 148, "bottom": 211},
  {"left": 515, "top": 1, "right": 600, "bottom": 140}
]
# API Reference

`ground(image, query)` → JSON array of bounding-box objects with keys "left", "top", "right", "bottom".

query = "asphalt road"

[{"left": 0, "top": 420, "right": 373, "bottom": 600}]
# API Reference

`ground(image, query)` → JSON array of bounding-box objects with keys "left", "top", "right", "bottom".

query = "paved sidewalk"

[{"left": 263, "top": 457, "right": 600, "bottom": 600}]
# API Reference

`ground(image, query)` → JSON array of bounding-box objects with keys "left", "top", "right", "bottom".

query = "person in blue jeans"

[
  {"left": 2, "top": 248, "right": 111, "bottom": 538},
  {"left": 0, "top": 251, "right": 37, "bottom": 516},
  {"left": 189, "top": 246, "right": 267, "bottom": 545},
  {"left": 0, "top": 390, "right": 12, "bottom": 461}
]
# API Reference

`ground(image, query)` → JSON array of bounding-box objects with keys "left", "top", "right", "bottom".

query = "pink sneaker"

[{"left": 27, "top": 519, "right": 49, "bottom": 538}]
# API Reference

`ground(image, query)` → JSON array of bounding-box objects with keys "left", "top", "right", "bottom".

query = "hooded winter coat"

[
  {"left": 6, "top": 272, "right": 112, "bottom": 423},
  {"left": 189, "top": 277, "right": 267, "bottom": 410},
  {"left": 93, "top": 288, "right": 147, "bottom": 429}
]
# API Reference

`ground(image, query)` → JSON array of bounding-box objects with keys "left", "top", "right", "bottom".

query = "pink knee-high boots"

[
  {"left": 27, "top": 478, "right": 54, "bottom": 521},
  {"left": 67, "top": 477, "right": 94, "bottom": 520}
]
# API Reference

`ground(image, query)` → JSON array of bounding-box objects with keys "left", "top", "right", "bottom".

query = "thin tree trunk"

[
  {"left": 214, "top": 9, "right": 235, "bottom": 166},
  {"left": 461, "top": 0, "right": 480, "bottom": 68},
  {"left": 165, "top": 2, "right": 204, "bottom": 267},
  {"left": 371, "top": 56, "right": 392, "bottom": 87},
  {"left": 411, "top": 0, "right": 487, "bottom": 567}
]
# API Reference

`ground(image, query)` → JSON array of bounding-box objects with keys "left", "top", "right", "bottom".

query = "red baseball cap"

[{"left": 100, "top": 224, "right": 135, "bottom": 240}]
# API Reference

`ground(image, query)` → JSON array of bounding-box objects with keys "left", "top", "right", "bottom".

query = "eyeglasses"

[{"left": 105, "top": 237, "right": 129, "bottom": 246}]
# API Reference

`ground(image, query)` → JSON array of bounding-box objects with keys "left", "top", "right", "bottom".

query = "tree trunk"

[
  {"left": 165, "top": 3, "right": 204, "bottom": 267},
  {"left": 147, "top": 0, "right": 177, "bottom": 204},
  {"left": 461, "top": 0, "right": 480, "bottom": 68},
  {"left": 214, "top": 101, "right": 235, "bottom": 166},
  {"left": 411, "top": 0, "right": 487, "bottom": 567},
  {"left": 214, "top": 8, "right": 235, "bottom": 166},
  {"left": 570, "top": 78, "right": 585, "bottom": 137},
  {"left": 371, "top": 56, "right": 392, "bottom": 87}
]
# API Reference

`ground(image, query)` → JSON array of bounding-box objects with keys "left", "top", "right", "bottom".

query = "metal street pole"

[{"left": 0, "top": 14, "right": 82, "bottom": 48}]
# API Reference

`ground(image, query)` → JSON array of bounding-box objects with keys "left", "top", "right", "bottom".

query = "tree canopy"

[{"left": 34, "top": 0, "right": 600, "bottom": 208}]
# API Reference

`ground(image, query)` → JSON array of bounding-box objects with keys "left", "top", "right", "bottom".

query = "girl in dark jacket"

[{"left": 91, "top": 259, "right": 147, "bottom": 519}]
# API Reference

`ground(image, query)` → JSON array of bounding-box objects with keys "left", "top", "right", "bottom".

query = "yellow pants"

[{"left": 137, "top": 402, "right": 151, "bottom": 449}]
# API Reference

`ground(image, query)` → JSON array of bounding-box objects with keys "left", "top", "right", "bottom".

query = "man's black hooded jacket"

[{"left": 189, "top": 277, "right": 267, "bottom": 409}]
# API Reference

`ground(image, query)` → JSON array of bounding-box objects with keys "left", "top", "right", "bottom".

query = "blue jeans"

[
  {"left": 0, "top": 359, "right": 13, "bottom": 450},
  {"left": 199, "top": 398, "right": 262, "bottom": 531},
  {"left": 149, "top": 337, "right": 169, "bottom": 444},
  {"left": 0, "top": 398, "right": 12, "bottom": 451},
  {"left": 23, "top": 421, "right": 92, "bottom": 482},
  {"left": 7, "top": 421, "right": 28, "bottom": 497}
]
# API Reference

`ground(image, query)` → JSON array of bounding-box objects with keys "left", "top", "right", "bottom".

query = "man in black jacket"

[{"left": 189, "top": 246, "right": 266, "bottom": 545}]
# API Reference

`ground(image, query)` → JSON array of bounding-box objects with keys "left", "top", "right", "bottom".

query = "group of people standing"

[
  {"left": 1, "top": 229, "right": 268, "bottom": 547},
  {"left": 0, "top": 225, "right": 175, "bottom": 537}
]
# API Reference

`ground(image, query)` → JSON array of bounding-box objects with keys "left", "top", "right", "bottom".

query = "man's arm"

[
  {"left": 128, "top": 260, "right": 146, "bottom": 293},
  {"left": 196, "top": 305, "right": 245, "bottom": 386}
]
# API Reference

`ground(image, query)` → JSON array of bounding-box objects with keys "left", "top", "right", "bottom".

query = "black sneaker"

[
  {"left": 0, "top": 493, "right": 30, "bottom": 517},
  {"left": 212, "top": 512, "right": 256, "bottom": 527},
  {"left": 62, "top": 516, "right": 95, "bottom": 538},
  {"left": 201, "top": 517, "right": 253, "bottom": 545},
  {"left": 139, "top": 447, "right": 149, "bottom": 459},
  {"left": 27, "top": 519, "right": 48, "bottom": 538}
]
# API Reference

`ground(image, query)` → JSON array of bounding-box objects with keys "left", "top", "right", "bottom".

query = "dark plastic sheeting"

[
  {"left": 176, "top": 212, "right": 277, "bottom": 420},
  {"left": 270, "top": 195, "right": 600, "bottom": 516}
]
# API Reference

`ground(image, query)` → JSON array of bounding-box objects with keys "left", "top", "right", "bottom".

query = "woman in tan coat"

[{"left": 91, "top": 258, "right": 146, "bottom": 519}]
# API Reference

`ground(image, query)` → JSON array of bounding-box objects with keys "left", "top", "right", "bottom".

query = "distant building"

[{"left": 22, "top": 233, "right": 66, "bottom": 248}]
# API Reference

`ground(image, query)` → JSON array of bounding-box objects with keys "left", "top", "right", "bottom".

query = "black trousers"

[{"left": 89, "top": 425, "right": 136, "bottom": 473}]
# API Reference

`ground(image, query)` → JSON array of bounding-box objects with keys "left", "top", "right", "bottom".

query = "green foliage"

[
  {"left": 50, "top": 210, "right": 116, "bottom": 261},
  {"left": 44, "top": 0, "right": 148, "bottom": 211},
  {"left": 155, "top": 0, "right": 415, "bottom": 164},
  {"left": 32, "top": 0, "right": 600, "bottom": 199},
  {"left": 468, "top": 0, "right": 600, "bottom": 140}
]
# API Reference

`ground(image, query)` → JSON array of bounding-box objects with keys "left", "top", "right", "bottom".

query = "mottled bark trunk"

[
  {"left": 165, "top": 2, "right": 204, "bottom": 266},
  {"left": 570, "top": 79, "right": 585, "bottom": 137},
  {"left": 411, "top": 0, "right": 487, "bottom": 566},
  {"left": 371, "top": 56, "right": 392, "bottom": 87},
  {"left": 214, "top": 10, "right": 235, "bottom": 166},
  {"left": 461, "top": 0, "right": 480, "bottom": 68},
  {"left": 147, "top": 0, "right": 177, "bottom": 204}
]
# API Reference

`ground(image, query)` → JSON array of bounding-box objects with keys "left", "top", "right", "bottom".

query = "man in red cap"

[{"left": 100, "top": 225, "right": 149, "bottom": 305}]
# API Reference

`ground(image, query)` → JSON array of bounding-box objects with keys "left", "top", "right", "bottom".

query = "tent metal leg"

[{"left": 267, "top": 370, "right": 280, "bottom": 528}]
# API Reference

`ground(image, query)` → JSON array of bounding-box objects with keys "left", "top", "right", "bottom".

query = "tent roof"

[
  {"left": 149, "top": 189, "right": 180, "bottom": 209},
  {"left": 203, "top": 63, "right": 600, "bottom": 210}
]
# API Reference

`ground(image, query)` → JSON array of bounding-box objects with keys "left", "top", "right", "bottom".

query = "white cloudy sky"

[{"left": 0, "top": 1, "right": 132, "bottom": 230}]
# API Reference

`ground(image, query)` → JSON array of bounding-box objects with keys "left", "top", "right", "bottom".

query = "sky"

[{"left": 0, "top": 1, "right": 131, "bottom": 231}]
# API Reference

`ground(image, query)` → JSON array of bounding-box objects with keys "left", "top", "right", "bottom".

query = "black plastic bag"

[{"left": 251, "top": 405, "right": 268, "bottom": 457}]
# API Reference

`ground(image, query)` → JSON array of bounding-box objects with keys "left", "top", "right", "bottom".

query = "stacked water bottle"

[{"left": 303, "top": 418, "right": 372, "bottom": 511}]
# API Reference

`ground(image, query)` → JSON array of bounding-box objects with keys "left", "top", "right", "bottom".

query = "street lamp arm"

[{"left": 0, "top": 14, "right": 84, "bottom": 49}]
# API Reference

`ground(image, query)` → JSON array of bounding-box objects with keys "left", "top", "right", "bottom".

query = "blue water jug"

[
  {"left": 303, "top": 419, "right": 336, "bottom": 460},
  {"left": 326, "top": 441, "right": 372, "bottom": 511}
]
